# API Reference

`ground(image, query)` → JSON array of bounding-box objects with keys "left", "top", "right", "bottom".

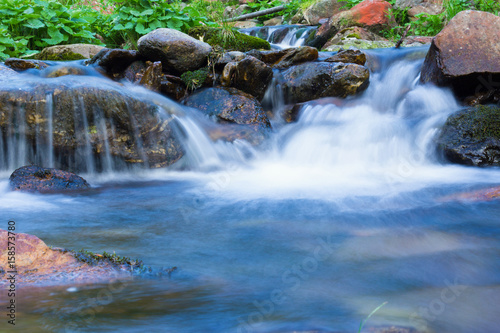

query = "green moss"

[
  {"left": 72, "top": 249, "right": 147, "bottom": 273},
  {"left": 181, "top": 67, "right": 210, "bottom": 91},
  {"left": 37, "top": 51, "right": 87, "bottom": 61},
  {"left": 188, "top": 26, "right": 271, "bottom": 52},
  {"left": 451, "top": 105, "right": 500, "bottom": 141}
]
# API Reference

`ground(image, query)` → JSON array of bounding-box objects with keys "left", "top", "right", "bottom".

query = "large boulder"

[
  {"left": 303, "top": 0, "right": 347, "bottom": 25},
  {"left": 329, "top": 0, "right": 396, "bottom": 34},
  {"left": 281, "top": 62, "right": 370, "bottom": 103},
  {"left": 188, "top": 27, "right": 271, "bottom": 52},
  {"left": 0, "top": 76, "right": 183, "bottom": 171},
  {"left": 138, "top": 28, "right": 212, "bottom": 75},
  {"left": 436, "top": 105, "right": 500, "bottom": 166},
  {"left": 9, "top": 165, "right": 90, "bottom": 193},
  {"left": 221, "top": 56, "right": 273, "bottom": 101},
  {"left": 0, "top": 229, "right": 139, "bottom": 286},
  {"left": 182, "top": 87, "right": 271, "bottom": 130},
  {"left": 36, "top": 44, "right": 105, "bottom": 61},
  {"left": 420, "top": 11, "right": 500, "bottom": 100}
]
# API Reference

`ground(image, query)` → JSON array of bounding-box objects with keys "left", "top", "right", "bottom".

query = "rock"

[
  {"left": 395, "top": 0, "right": 443, "bottom": 11},
  {"left": 216, "top": 51, "right": 247, "bottom": 70},
  {"left": 206, "top": 123, "right": 268, "bottom": 145},
  {"left": 0, "top": 65, "right": 17, "bottom": 81},
  {"left": 182, "top": 86, "right": 271, "bottom": 130},
  {"left": 436, "top": 105, "right": 500, "bottom": 166},
  {"left": 323, "top": 39, "right": 396, "bottom": 51},
  {"left": 9, "top": 165, "right": 90, "bottom": 192},
  {"left": 138, "top": 28, "right": 212, "bottom": 75},
  {"left": 139, "top": 61, "right": 162, "bottom": 92},
  {"left": 264, "top": 16, "right": 283, "bottom": 26},
  {"left": 43, "top": 64, "right": 90, "bottom": 78},
  {"left": 188, "top": 27, "right": 270, "bottom": 52},
  {"left": 4, "top": 58, "right": 49, "bottom": 71},
  {"left": 0, "top": 229, "right": 137, "bottom": 286},
  {"left": 330, "top": 0, "right": 396, "bottom": 33},
  {"left": 401, "top": 35, "right": 433, "bottom": 47},
  {"left": 269, "top": 46, "right": 319, "bottom": 69},
  {"left": 221, "top": 56, "right": 273, "bottom": 101},
  {"left": 440, "top": 186, "right": 500, "bottom": 202},
  {"left": 160, "top": 74, "right": 186, "bottom": 101},
  {"left": 420, "top": 11, "right": 500, "bottom": 100},
  {"left": 123, "top": 61, "right": 149, "bottom": 83},
  {"left": 0, "top": 76, "right": 183, "bottom": 171},
  {"left": 307, "top": 19, "right": 340, "bottom": 49},
  {"left": 36, "top": 44, "right": 105, "bottom": 61},
  {"left": 323, "top": 26, "right": 388, "bottom": 49},
  {"left": 88, "top": 48, "right": 140, "bottom": 75},
  {"left": 303, "top": 0, "right": 347, "bottom": 25},
  {"left": 281, "top": 62, "right": 370, "bottom": 103},
  {"left": 325, "top": 49, "right": 367, "bottom": 65},
  {"left": 290, "top": 10, "right": 306, "bottom": 24},
  {"left": 407, "top": 4, "right": 443, "bottom": 18},
  {"left": 231, "top": 21, "right": 259, "bottom": 29}
]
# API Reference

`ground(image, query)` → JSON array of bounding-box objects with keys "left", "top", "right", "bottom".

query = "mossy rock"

[
  {"left": 36, "top": 44, "right": 105, "bottom": 61},
  {"left": 437, "top": 105, "right": 500, "bottom": 166},
  {"left": 188, "top": 27, "right": 270, "bottom": 52}
]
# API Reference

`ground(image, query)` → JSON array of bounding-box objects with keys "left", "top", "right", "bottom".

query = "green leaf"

[
  {"left": 140, "top": 9, "right": 154, "bottom": 16},
  {"left": 24, "top": 18, "right": 45, "bottom": 29},
  {"left": 166, "top": 17, "right": 183, "bottom": 30},
  {"left": 149, "top": 19, "right": 162, "bottom": 30},
  {"left": 135, "top": 22, "right": 149, "bottom": 35}
]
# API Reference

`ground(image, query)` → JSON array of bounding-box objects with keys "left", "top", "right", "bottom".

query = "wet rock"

[
  {"left": 436, "top": 105, "right": 500, "bottom": 166},
  {"left": 303, "top": 0, "right": 347, "bottom": 25},
  {"left": 0, "top": 64, "right": 19, "bottom": 80},
  {"left": 206, "top": 123, "right": 268, "bottom": 145},
  {"left": 37, "top": 44, "right": 105, "bottom": 61},
  {"left": 325, "top": 49, "right": 367, "bottom": 65},
  {"left": 281, "top": 62, "right": 370, "bottom": 103},
  {"left": 43, "top": 64, "right": 90, "bottom": 78},
  {"left": 182, "top": 86, "right": 271, "bottom": 130},
  {"left": 138, "top": 28, "right": 212, "bottom": 75},
  {"left": 9, "top": 165, "right": 90, "bottom": 193},
  {"left": 88, "top": 48, "right": 140, "bottom": 75},
  {"left": 139, "top": 61, "right": 162, "bottom": 92},
  {"left": 0, "top": 76, "right": 183, "bottom": 171},
  {"left": 123, "top": 60, "right": 149, "bottom": 83},
  {"left": 216, "top": 51, "right": 247, "bottom": 70},
  {"left": 269, "top": 46, "right": 319, "bottom": 69},
  {"left": 160, "top": 74, "right": 186, "bottom": 101},
  {"left": 221, "top": 56, "right": 273, "bottom": 101},
  {"left": 307, "top": 19, "right": 339, "bottom": 49},
  {"left": 330, "top": 0, "right": 396, "bottom": 33},
  {"left": 0, "top": 229, "right": 136, "bottom": 286},
  {"left": 4, "top": 58, "right": 49, "bottom": 71},
  {"left": 440, "top": 186, "right": 500, "bottom": 202},
  {"left": 188, "top": 27, "right": 270, "bottom": 52},
  {"left": 323, "top": 26, "right": 388, "bottom": 49},
  {"left": 420, "top": 10, "right": 500, "bottom": 100},
  {"left": 323, "top": 39, "right": 396, "bottom": 52}
]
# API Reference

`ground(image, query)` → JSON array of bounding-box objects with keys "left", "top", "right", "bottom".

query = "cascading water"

[{"left": 240, "top": 25, "right": 317, "bottom": 49}]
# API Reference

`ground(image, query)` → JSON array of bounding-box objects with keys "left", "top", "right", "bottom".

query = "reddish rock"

[
  {"left": 420, "top": 10, "right": 500, "bottom": 99},
  {"left": 9, "top": 166, "right": 90, "bottom": 193},
  {"left": 439, "top": 186, "right": 500, "bottom": 202},
  {"left": 331, "top": 0, "right": 396, "bottom": 33},
  {"left": 0, "top": 230, "right": 132, "bottom": 286}
]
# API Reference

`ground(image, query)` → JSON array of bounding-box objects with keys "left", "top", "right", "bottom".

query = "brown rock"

[
  {"left": 9, "top": 165, "right": 90, "bottom": 193},
  {"left": 439, "top": 186, "right": 500, "bottom": 202},
  {"left": 303, "top": 0, "right": 347, "bottom": 25},
  {"left": 4, "top": 58, "right": 49, "bottom": 71},
  {"left": 36, "top": 44, "right": 105, "bottom": 61},
  {"left": 123, "top": 61, "right": 149, "bottom": 83},
  {"left": 420, "top": 10, "right": 500, "bottom": 99},
  {"left": 0, "top": 229, "right": 131, "bottom": 286},
  {"left": 270, "top": 46, "right": 319, "bottom": 69},
  {"left": 325, "top": 49, "right": 367, "bottom": 65},
  {"left": 160, "top": 74, "right": 186, "bottom": 101},
  {"left": 88, "top": 48, "right": 140, "bottom": 75},
  {"left": 139, "top": 61, "right": 162, "bottom": 92}
]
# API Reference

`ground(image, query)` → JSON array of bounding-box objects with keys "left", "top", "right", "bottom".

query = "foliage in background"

[{"left": 0, "top": 0, "right": 104, "bottom": 60}]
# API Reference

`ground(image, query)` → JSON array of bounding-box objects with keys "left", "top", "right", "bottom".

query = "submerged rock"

[
  {"left": 440, "top": 186, "right": 500, "bottom": 202},
  {"left": 0, "top": 229, "right": 148, "bottom": 286},
  {"left": 436, "top": 105, "right": 500, "bottom": 166},
  {"left": 9, "top": 165, "right": 90, "bottom": 193},
  {"left": 138, "top": 28, "right": 212, "bottom": 75},
  {"left": 0, "top": 76, "right": 183, "bottom": 171},
  {"left": 281, "top": 62, "right": 370, "bottom": 103},
  {"left": 420, "top": 10, "right": 500, "bottom": 100},
  {"left": 4, "top": 58, "right": 49, "bottom": 71},
  {"left": 182, "top": 86, "right": 271, "bottom": 130},
  {"left": 0, "top": 65, "right": 18, "bottom": 80}
]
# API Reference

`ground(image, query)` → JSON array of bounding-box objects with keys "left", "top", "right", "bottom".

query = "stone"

[
  {"left": 43, "top": 65, "right": 89, "bottom": 78},
  {"left": 182, "top": 86, "right": 271, "bottom": 130},
  {"left": 88, "top": 48, "right": 140, "bottom": 75},
  {"left": 138, "top": 28, "right": 212, "bottom": 75},
  {"left": 9, "top": 165, "right": 90, "bottom": 193},
  {"left": 323, "top": 26, "right": 388, "bottom": 49},
  {"left": 0, "top": 65, "right": 17, "bottom": 81},
  {"left": 221, "top": 56, "right": 273, "bottom": 101},
  {"left": 436, "top": 105, "right": 500, "bottom": 166},
  {"left": 139, "top": 61, "right": 163, "bottom": 92},
  {"left": 4, "top": 58, "right": 48, "bottom": 71},
  {"left": 440, "top": 186, "right": 500, "bottom": 202},
  {"left": 36, "top": 44, "right": 105, "bottom": 61},
  {"left": 188, "top": 27, "right": 270, "bottom": 52},
  {"left": 330, "top": 0, "right": 396, "bottom": 33},
  {"left": 420, "top": 10, "right": 500, "bottom": 100},
  {"left": 303, "top": 0, "right": 347, "bottom": 25},
  {"left": 123, "top": 61, "right": 149, "bottom": 83},
  {"left": 269, "top": 46, "right": 319, "bottom": 69},
  {"left": 160, "top": 74, "right": 187, "bottom": 101},
  {"left": 264, "top": 16, "right": 283, "bottom": 26},
  {"left": 323, "top": 39, "right": 396, "bottom": 51},
  {"left": 325, "top": 49, "right": 367, "bottom": 65},
  {"left": 281, "top": 62, "right": 370, "bottom": 103}
]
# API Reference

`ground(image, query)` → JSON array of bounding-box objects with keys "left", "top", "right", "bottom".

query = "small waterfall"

[
  {"left": 46, "top": 93, "right": 54, "bottom": 168},
  {"left": 240, "top": 25, "right": 317, "bottom": 49}
]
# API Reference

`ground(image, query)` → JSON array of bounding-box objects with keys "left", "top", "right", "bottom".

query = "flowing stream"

[{"left": 1, "top": 39, "right": 500, "bottom": 333}]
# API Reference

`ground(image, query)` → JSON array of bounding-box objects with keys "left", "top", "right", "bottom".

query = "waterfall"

[{"left": 240, "top": 25, "right": 317, "bottom": 49}]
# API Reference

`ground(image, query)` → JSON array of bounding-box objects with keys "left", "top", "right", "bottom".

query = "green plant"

[
  {"left": 474, "top": 0, "right": 500, "bottom": 14},
  {"left": 0, "top": 0, "right": 105, "bottom": 60},
  {"left": 357, "top": 301, "right": 388, "bottom": 333},
  {"left": 181, "top": 67, "right": 209, "bottom": 91}
]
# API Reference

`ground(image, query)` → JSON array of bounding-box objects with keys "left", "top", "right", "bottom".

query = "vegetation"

[{"left": 1, "top": 0, "right": 500, "bottom": 61}]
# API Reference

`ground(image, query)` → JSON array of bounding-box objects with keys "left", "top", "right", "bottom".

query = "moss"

[
  {"left": 449, "top": 105, "right": 500, "bottom": 141},
  {"left": 188, "top": 26, "right": 271, "bottom": 52},
  {"left": 181, "top": 67, "right": 210, "bottom": 91},
  {"left": 37, "top": 51, "right": 87, "bottom": 61}
]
